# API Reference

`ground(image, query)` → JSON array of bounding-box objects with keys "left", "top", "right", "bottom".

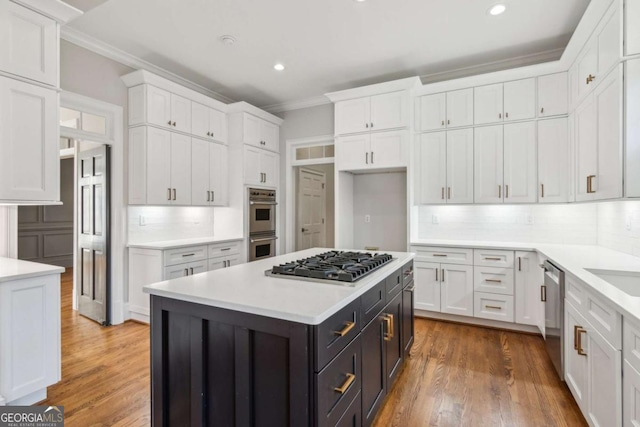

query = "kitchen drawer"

[
  {"left": 624, "top": 317, "right": 640, "bottom": 374},
  {"left": 565, "top": 273, "right": 587, "bottom": 312},
  {"left": 585, "top": 290, "right": 622, "bottom": 349},
  {"left": 315, "top": 298, "right": 361, "bottom": 371},
  {"left": 164, "top": 245, "right": 208, "bottom": 266},
  {"left": 335, "top": 392, "right": 361, "bottom": 427},
  {"left": 473, "top": 249, "right": 514, "bottom": 268},
  {"left": 316, "top": 335, "right": 362, "bottom": 427},
  {"left": 474, "top": 266, "right": 514, "bottom": 295},
  {"left": 474, "top": 292, "right": 515, "bottom": 322},
  {"left": 361, "top": 280, "right": 385, "bottom": 327},
  {"left": 385, "top": 268, "right": 402, "bottom": 303},
  {"left": 402, "top": 261, "right": 414, "bottom": 288},
  {"left": 411, "top": 246, "right": 473, "bottom": 265},
  {"left": 163, "top": 259, "right": 207, "bottom": 279},
  {"left": 208, "top": 240, "right": 241, "bottom": 258}
]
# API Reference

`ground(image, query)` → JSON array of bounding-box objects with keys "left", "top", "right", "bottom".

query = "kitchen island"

[{"left": 144, "top": 248, "right": 415, "bottom": 427}]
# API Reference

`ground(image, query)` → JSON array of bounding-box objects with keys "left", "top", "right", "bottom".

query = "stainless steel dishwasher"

[{"left": 542, "top": 260, "right": 565, "bottom": 380}]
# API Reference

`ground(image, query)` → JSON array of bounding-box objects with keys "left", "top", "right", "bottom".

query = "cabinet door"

[
  {"left": 0, "top": 2, "right": 57, "bottom": 86},
  {"left": 474, "top": 84, "right": 503, "bottom": 125},
  {"left": 628, "top": 59, "right": 640, "bottom": 198},
  {"left": 594, "top": 67, "right": 623, "bottom": 200},
  {"left": 418, "top": 93, "right": 446, "bottom": 131},
  {"left": 414, "top": 262, "right": 441, "bottom": 312},
  {"left": 261, "top": 150, "right": 279, "bottom": 187},
  {"left": 208, "top": 256, "right": 226, "bottom": 271},
  {"left": 597, "top": 5, "right": 621, "bottom": 77},
  {"left": 577, "top": 41, "right": 597, "bottom": 101},
  {"left": 225, "top": 254, "right": 240, "bottom": 267},
  {"left": 538, "top": 73, "right": 568, "bottom": 117},
  {"left": 145, "top": 127, "right": 172, "bottom": 205},
  {"left": 164, "top": 264, "right": 189, "bottom": 280},
  {"left": 370, "top": 91, "right": 408, "bottom": 131},
  {"left": 0, "top": 77, "right": 59, "bottom": 202},
  {"left": 335, "top": 97, "right": 370, "bottom": 135},
  {"left": 170, "top": 94, "right": 191, "bottom": 133},
  {"left": 440, "top": 264, "right": 474, "bottom": 317},
  {"left": 565, "top": 302, "right": 588, "bottom": 414},
  {"left": 260, "top": 120, "right": 279, "bottom": 152},
  {"left": 514, "top": 252, "right": 542, "bottom": 326},
  {"left": 210, "top": 143, "right": 229, "bottom": 206},
  {"left": 538, "top": 118, "right": 569, "bottom": 203},
  {"left": 369, "top": 130, "right": 407, "bottom": 168},
  {"left": 384, "top": 293, "right": 403, "bottom": 389},
  {"left": 146, "top": 85, "right": 172, "bottom": 128},
  {"left": 624, "top": 361, "right": 640, "bottom": 427},
  {"left": 575, "top": 95, "right": 597, "bottom": 201},
  {"left": 243, "top": 146, "right": 262, "bottom": 185},
  {"left": 361, "top": 316, "right": 386, "bottom": 427},
  {"left": 336, "top": 134, "right": 369, "bottom": 171},
  {"left": 416, "top": 132, "right": 446, "bottom": 204},
  {"left": 191, "top": 138, "right": 211, "bottom": 206},
  {"left": 503, "top": 122, "right": 537, "bottom": 203},
  {"left": 402, "top": 283, "right": 414, "bottom": 357},
  {"left": 191, "top": 102, "right": 210, "bottom": 140},
  {"left": 243, "top": 113, "right": 261, "bottom": 147},
  {"left": 504, "top": 78, "right": 536, "bottom": 121},
  {"left": 189, "top": 260, "right": 208, "bottom": 275},
  {"left": 170, "top": 133, "right": 192, "bottom": 205},
  {"left": 446, "top": 128, "right": 474, "bottom": 204},
  {"left": 626, "top": 0, "right": 640, "bottom": 56},
  {"left": 209, "top": 108, "right": 227, "bottom": 143},
  {"left": 446, "top": 88, "right": 474, "bottom": 128},
  {"left": 474, "top": 125, "right": 504, "bottom": 203}
]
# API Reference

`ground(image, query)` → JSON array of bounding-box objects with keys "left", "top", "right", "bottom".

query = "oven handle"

[
  {"left": 250, "top": 236, "right": 279, "bottom": 243},
  {"left": 250, "top": 201, "right": 278, "bottom": 205}
]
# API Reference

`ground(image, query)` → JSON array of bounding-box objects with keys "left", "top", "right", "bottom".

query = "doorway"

[{"left": 295, "top": 166, "right": 332, "bottom": 251}]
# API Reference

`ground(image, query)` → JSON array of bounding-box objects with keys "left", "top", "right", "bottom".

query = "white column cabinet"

[
  {"left": 504, "top": 79, "right": 536, "bottom": 121},
  {"left": 538, "top": 118, "right": 569, "bottom": 203},
  {"left": 446, "top": 88, "right": 474, "bottom": 128},
  {"left": 538, "top": 73, "right": 568, "bottom": 117},
  {"left": 416, "top": 132, "right": 447, "bottom": 204},
  {"left": 474, "top": 83, "right": 504, "bottom": 125},
  {"left": 446, "top": 129, "right": 474, "bottom": 204},
  {"left": 474, "top": 125, "right": 504, "bottom": 203},
  {"left": 503, "top": 121, "right": 537, "bottom": 203},
  {"left": 440, "top": 264, "right": 474, "bottom": 317},
  {"left": 514, "top": 251, "right": 542, "bottom": 327}
]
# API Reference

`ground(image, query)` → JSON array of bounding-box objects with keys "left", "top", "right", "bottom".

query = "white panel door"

[
  {"left": 503, "top": 122, "right": 537, "bottom": 203},
  {"left": 440, "top": 264, "right": 474, "bottom": 317},
  {"left": 243, "top": 146, "right": 262, "bottom": 185},
  {"left": 446, "top": 88, "right": 474, "bottom": 128},
  {"left": 514, "top": 251, "right": 542, "bottom": 326},
  {"left": 474, "top": 83, "right": 503, "bottom": 125},
  {"left": 191, "top": 102, "right": 210, "bottom": 140},
  {"left": 208, "top": 256, "right": 226, "bottom": 271},
  {"left": 369, "top": 130, "right": 406, "bottom": 168},
  {"left": 243, "top": 113, "right": 261, "bottom": 147},
  {"left": 170, "top": 133, "right": 192, "bottom": 205},
  {"left": 577, "top": 41, "right": 597, "bottom": 101},
  {"left": 597, "top": 5, "right": 621, "bottom": 77},
  {"left": 565, "top": 302, "right": 588, "bottom": 414},
  {"left": 504, "top": 78, "right": 536, "bottom": 121},
  {"left": 446, "top": 128, "right": 474, "bottom": 204},
  {"left": 417, "top": 132, "right": 446, "bottom": 204},
  {"left": 0, "top": 77, "right": 59, "bottom": 202},
  {"left": 0, "top": 2, "right": 57, "bottom": 86},
  {"left": 209, "top": 108, "right": 227, "bottom": 143},
  {"left": 595, "top": 67, "right": 623, "bottom": 201},
  {"left": 474, "top": 125, "right": 504, "bottom": 203},
  {"left": 538, "top": 73, "right": 568, "bottom": 117},
  {"left": 335, "top": 97, "right": 370, "bottom": 135},
  {"left": 538, "top": 118, "right": 569, "bottom": 203},
  {"left": 575, "top": 95, "right": 597, "bottom": 201},
  {"left": 146, "top": 127, "right": 172, "bottom": 205},
  {"left": 261, "top": 150, "right": 279, "bottom": 187},
  {"left": 146, "top": 85, "right": 172, "bottom": 129},
  {"left": 414, "top": 262, "right": 441, "bottom": 312},
  {"left": 623, "top": 361, "right": 640, "bottom": 427},
  {"left": 191, "top": 138, "right": 211, "bottom": 206},
  {"left": 189, "top": 260, "right": 208, "bottom": 275},
  {"left": 336, "top": 134, "right": 369, "bottom": 171},
  {"left": 210, "top": 143, "right": 228, "bottom": 206},
  {"left": 418, "top": 93, "right": 446, "bottom": 132},
  {"left": 260, "top": 120, "right": 279, "bottom": 152},
  {"left": 370, "top": 91, "right": 408, "bottom": 131},
  {"left": 164, "top": 264, "right": 189, "bottom": 280},
  {"left": 170, "top": 94, "right": 191, "bottom": 133}
]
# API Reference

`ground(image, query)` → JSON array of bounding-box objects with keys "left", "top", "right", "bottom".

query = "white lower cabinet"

[
  {"left": 474, "top": 292, "right": 514, "bottom": 322},
  {"left": 624, "top": 361, "right": 640, "bottom": 427},
  {"left": 565, "top": 301, "right": 589, "bottom": 413},
  {"left": 514, "top": 251, "right": 543, "bottom": 327},
  {"left": 414, "top": 261, "right": 441, "bottom": 312},
  {"left": 414, "top": 261, "right": 473, "bottom": 316}
]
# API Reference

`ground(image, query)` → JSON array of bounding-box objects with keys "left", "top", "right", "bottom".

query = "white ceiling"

[{"left": 67, "top": 0, "right": 591, "bottom": 108}]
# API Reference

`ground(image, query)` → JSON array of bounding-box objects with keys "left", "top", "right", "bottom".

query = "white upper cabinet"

[
  {"left": 169, "top": 133, "right": 192, "bottom": 205},
  {"left": 145, "top": 85, "right": 172, "bottom": 128},
  {"left": 626, "top": 0, "right": 640, "bottom": 56},
  {"left": 474, "top": 83, "right": 504, "bottom": 125},
  {"left": 474, "top": 125, "right": 504, "bottom": 203},
  {"left": 577, "top": 42, "right": 598, "bottom": 101},
  {"left": 503, "top": 121, "right": 537, "bottom": 203},
  {"left": 170, "top": 93, "right": 192, "bottom": 133},
  {"left": 538, "top": 118, "right": 569, "bottom": 203},
  {"left": 446, "top": 88, "right": 474, "bottom": 128},
  {"left": 338, "top": 130, "right": 407, "bottom": 172},
  {"left": 0, "top": 76, "right": 59, "bottom": 202},
  {"left": 446, "top": 129, "right": 474, "bottom": 204},
  {"left": 335, "top": 91, "right": 408, "bottom": 135},
  {"left": 191, "top": 102, "right": 227, "bottom": 143},
  {"left": 504, "top": 78, "right": 536, "bottom": 122},
  {"left": 243, "top": 146, "right": 278, "bottom": 187},
  {"left": 416, "top": 132, "right": 447, "bottom": 204},
  {"left": 538, "top": 73, "right": 568, "bottom": 117},
  {"left": 417, "top": 93, "right": 446, "bottom": 132},
  {"left": 142, "top": 85, "right": 194, "bottom": 133},
  {"left": 0, "top": 2, "right": 57, "bottom": 86},
  {"left": 209, "top": 143, "right": 229, "bottom": 206},
  {"left": 241, "top": 113, "right": 280, "bottom": 153},
  {"left": 259, "top": 119, "right": 279, "bottom": 152},
  {"left": 575, "top": 92, "right": 598, "bottom": 201},
  {"left": 191, "top": 139, "right": 229, "bottom": 207},
  {"left": 336, "top": 134, "right": 370, "bottom": 171},
  {"left": 627, "top": 59, "right": 640, "bottom": 198}
]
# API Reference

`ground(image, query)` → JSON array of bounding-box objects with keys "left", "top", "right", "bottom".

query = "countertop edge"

[{"left": 128, "top": 237, "right": 244, "bottom": 250}]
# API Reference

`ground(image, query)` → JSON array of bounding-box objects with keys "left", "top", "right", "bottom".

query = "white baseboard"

[
  {"left": 7, "top": 388, "right": 47, "bottom": 406},
  {"left": 0, "top": 395, "right": 5, "bottom": 406},
  {"left": 129, "top": 311, "right": 149, "bottom": 324},
  {"left": 415, "top": 309, "right": 541, "bottom": 334}
]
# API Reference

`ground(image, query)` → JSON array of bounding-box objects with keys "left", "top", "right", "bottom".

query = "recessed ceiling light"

[
  {"left": 219, "top": 35, "right": 236, "bottom": 46},
  {"left": 489, "top": 4, "right": 506, "bottom": 15},
  {"left": 274, "top": 63, "right": 285, "bottom": 71}
]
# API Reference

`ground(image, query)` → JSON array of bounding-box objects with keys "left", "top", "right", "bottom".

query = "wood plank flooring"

[{"left": 45, "top": 270, "right": 586, "bottom": 426}]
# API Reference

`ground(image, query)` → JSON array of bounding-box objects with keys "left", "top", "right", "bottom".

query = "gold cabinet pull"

[
  {"left": 441, "top": 120, "right": 445, "bottom": 126},
  {"left": 334, "top": 373, "right": 356, "bottom": 394},
  {"left": 541, "top": 183, "right": 545, "bottom": 198},
  {"left": 433, "top": 254, "right": 448, "bottom": 257},
  {"left": 573, "top": 325, "right": 580, "bottom": 350},
  {"left": 442, "top": 268, "right": 445, "bottom": 282},
  {"left": 383, "top": 314, "right": 392, "bottom": 341},
  {"left": 435, "top": 268, "right": 438, "bottom": 281},
  {"left": 518, "top": 257, "right": 522, "bottom": 271},
  {"left": 441, "top": 187, "right": 445, "bottom": 200},
  {"left": 498, "top": 185, "right": 502, "bottom": 198},
  {"left": 484, "top": 257, "right": 501, "bottom": 261},
  {"left": 587, "top": 175, "right": 596, "bottom": 193},
  {"left": 541, "top": 285, "right": 547, "bottom": 302},
  {"left": 541, "top": 107, "right": 545, "bottom": 114},
  {"left": 333, "top": 321, "right": 355, "bottom": 337},
  {"left": 485, "top": 279, "right": 502, "bottom": 283},
  {"left": 485, "top": 305, "right": 502, "bottom": 310},
  {"left": 499, "top": 113, "right": 502, "bottom": 119},
  {"left": 576, "top": 327, "right": 587, "bottom": 356}
]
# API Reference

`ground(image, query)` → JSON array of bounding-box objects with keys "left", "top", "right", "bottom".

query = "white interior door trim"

[{"left": 285, "top": 135, "right": 334, "bottom": 254}]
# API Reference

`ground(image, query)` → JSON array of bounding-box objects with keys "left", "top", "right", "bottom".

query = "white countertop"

[
  {"left": 411, "top": 239, "right": 640, "bottom": 323},
  {"left": 144, "top": 248, "right": 415, "bottom": 325},
  {"left": 127, "top": 236, "right": 243, "bottom": 250},
  {"left": 0, "top": 257, "right": 65, "bottom": 283}
]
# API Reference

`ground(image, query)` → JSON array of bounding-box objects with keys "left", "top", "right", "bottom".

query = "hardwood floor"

[{"left": 45, "top": 270, "right": 586, "bottom": 426}]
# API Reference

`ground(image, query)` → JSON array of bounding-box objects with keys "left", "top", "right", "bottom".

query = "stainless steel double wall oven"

[{"left": 248, "top": 188, "right": 277, "bottom": 261}]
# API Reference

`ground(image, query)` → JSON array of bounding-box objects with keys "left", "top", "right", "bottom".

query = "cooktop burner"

[{"left": 268, "top": 251, "right": 394, "bottom": 283}]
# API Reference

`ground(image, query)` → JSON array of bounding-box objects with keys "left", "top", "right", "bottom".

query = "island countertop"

[
  {"left": 143, "top": 248, "right": 415, "bottom": 325},
  {"left": 0, "top": 257, "right": 65, "bottom": 283}
]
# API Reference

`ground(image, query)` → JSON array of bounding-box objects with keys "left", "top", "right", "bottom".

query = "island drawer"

[
  {"left": 412, "top": 246, "right": 473, "bottom": 265},
  {"left": 385, "top": 268, "right": 402, "bottom": 302},
  {"left": 208, "top": 241, "right": 241, "bottom": 258},
  {"left": 361, "top": 279, "right": 386, "bottom": 327},
  {"left": 164, "top": 245, "right": 208, "bottom": 266},
  {"left": 316, "top": 335, "right": 362, "bottom": 427},
  {"left": 474, "top": 249, "right": 514, "bottom": 268},
  {"left": 402, "top": 261, "right": 414, "bottom": 288},
  {"left": 315, "top": 298, "right": 361, "bottom": 371},
  {"left": 474, "top": 266, "right": 514, "bottom": 295}
]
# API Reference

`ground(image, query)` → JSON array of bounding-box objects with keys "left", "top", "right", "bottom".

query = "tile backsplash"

[
  {"left": 597, "top": 200, "right": 640, "bottom": 257},
  {"left": 128, "top": 206, "right": 215, "bottom": 244}
]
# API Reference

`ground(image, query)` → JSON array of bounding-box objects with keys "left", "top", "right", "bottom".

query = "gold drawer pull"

[
  {"left": 383, "top": 314, "right": 394, "bottom": 341},
  {"left": 484, "top": 257, "right": 502, "bottom": 261},
  {"left": 485, "top": 305, "right": 502, "bottom": 310},
  {"left": 485, "top": 279, "right": 502, "bottom": 283},
  {"left": 433, "top": 254, "right": 448, "bottom": 257},
  {"left": 333, "top": 321, "right": 355, "bottom": 337},
  {"left": 576, "top": 327, "right": 587, "bottom": 356},
  {"left": 334, "top": 373, "right": 356, "bottom": 394}
]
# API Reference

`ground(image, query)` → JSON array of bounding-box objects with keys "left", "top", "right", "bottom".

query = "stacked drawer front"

[{"left": 473, "top": 249, "right": 515, "bottom": 322}]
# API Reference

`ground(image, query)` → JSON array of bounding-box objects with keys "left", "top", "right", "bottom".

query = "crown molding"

[
  {"left": 325, "top": 76, "right": 422, "bottom": 103},
  {"left": 60, "top": 26, "right": 235, "bottom": 104},
  {"left": 262, "top": 95, "right": 331, "bottom": 114},
  {"left": 12, "top": 0, "right": 82, "bottom": 24},
  {"left": 227, "top": 101, "right": 285, "bottom": 125}
]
